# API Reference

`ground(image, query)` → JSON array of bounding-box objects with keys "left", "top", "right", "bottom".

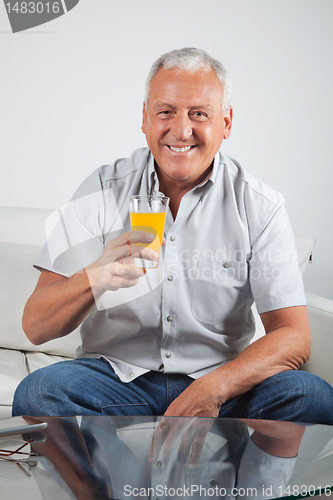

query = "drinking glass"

[{"left": 129, "top": 195, "right": 169, "bottom": 269}]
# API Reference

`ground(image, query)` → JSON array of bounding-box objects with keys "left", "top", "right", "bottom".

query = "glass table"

[{"left": 0, "top": 415, "right": 333, "bottom": 500}]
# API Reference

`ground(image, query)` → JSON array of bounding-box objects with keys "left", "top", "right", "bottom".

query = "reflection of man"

[
  {"left": 13, "top": 48, "right": 333, "bottom": 423},
  {"left": 26, "top": 416, "right": 307, "bottom": 500}
]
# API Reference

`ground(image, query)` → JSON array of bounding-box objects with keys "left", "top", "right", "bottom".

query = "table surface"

[{"left": 0, "top": 416, "right": 333, "bottom": 500}]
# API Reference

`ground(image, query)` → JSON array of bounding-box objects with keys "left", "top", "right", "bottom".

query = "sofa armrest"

[{"left": 300, "top": 292, "right": 333, "bottom": 387}]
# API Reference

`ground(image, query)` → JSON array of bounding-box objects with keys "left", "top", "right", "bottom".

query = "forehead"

[{"left": 148, "top": 67, "right": 223, "bottom": 108}]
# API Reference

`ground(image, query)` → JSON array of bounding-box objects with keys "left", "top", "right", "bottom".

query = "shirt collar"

[
  {"left": 195, "top": 151, "right": 221, "bottom": 188},
  {"left": 147, "top": 151, "right": 159, "bottom": 194},
  {"left": 147, "top": 150, "right": 221, "bottom": 194}
]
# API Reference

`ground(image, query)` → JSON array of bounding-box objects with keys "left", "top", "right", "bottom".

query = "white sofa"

[{"left": 0, "top": 206, "right": 332, "bottom": 419}]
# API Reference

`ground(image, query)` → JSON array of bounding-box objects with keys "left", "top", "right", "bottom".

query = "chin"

[
  {"left": 165, "top": 171, "right": 192, "bottom": 182},
  {"left": 163, "top": 163, "right": 193, "bottom": 177}
]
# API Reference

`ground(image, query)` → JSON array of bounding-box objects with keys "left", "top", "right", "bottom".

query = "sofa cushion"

[
  {"left": 0, "top": 349, "right": 73, "bottom": 417},
  {"left": 301, "top": 292, "right": 333, "bottom": 387},
  {"left": 0, "top": 242, "right": 81, "bottom": 358},
  {"left": 25, "top": 352, "right": 71, "bottom": 374},
  {"left": 0, "top": 206, "right": 52, "bottom": 246},
  {"left": 0, "top": 348, "right": 27, "bottom": 406}
]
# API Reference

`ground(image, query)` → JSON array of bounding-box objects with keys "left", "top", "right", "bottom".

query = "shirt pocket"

[{"left": 191, "top": 257, "right": 250, "bottom": 328}]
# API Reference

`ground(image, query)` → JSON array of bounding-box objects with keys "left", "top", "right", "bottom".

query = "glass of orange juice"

[{"left": 129, "top": 194, "right": 169, "bottom": 269}]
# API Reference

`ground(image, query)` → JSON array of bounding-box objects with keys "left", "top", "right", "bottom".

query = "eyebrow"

[
  {"left": 153, "top": 102, "right": 175, "bottom": 111},
  {"left": 153, "top": 102, "right": 214, "bottom": 112},
  {"left": 190, "top": 105, "right": 214, "bottom": 113}
]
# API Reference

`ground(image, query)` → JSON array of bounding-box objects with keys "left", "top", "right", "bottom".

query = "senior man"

[{"left": 13, "top": 47, "right": 333, "bottom": 423}]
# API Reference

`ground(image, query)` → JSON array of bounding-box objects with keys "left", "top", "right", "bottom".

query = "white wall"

[{"left": 1, "top": 0, "right": 332, "bottom": 299}]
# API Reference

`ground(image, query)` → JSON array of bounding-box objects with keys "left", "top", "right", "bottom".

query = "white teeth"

[{"left": 169, "top": 146, "right": 193, "bottom": 152}]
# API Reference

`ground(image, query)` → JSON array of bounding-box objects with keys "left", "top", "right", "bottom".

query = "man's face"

[{"left": 142, "top": 67, "right": 232, "bottom": 188}]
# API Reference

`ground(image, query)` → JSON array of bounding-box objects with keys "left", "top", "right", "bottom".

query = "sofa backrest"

[{"left": 0, "top": 206, "right": 81, "bottom": 358}]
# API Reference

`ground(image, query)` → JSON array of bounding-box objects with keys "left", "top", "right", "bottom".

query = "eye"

[
  {"left": 191, "top": 111, "right": 208, "bottom": 120},
  {"left": 157, "top": 110, "right": 173, "bottom": 118}
]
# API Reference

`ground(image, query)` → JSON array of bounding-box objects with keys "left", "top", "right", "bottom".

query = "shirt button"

[
  {"left": 129, "top": 372, "right": 134, "bottom": 378},
  {"left": 167, "top": 275, "right": 173, "bottom": 281},
  {"left": 170, "top": 235, "right": 176, "bottom": 241},
  {"left": 223, "top": 262, "right": 230, "bottom": 269},
  {"left": 165, "top": 352, "right": 171, "bottom": 358},
  {"left": 166, "top": 315, "right": 173, "bottom": 322},
  {"left": 210, "top": 480, "right": 218, "bottom": 487},
  {"left": 156, "top": 461, "right": 163, "bottom": 467}
]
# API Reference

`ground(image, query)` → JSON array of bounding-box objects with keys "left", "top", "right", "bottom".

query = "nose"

[{"left": 171, "top": 113, "right": 193, "bottom": 141}]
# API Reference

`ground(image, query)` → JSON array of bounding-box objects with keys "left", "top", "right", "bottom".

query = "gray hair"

[{"left": 144, "top": 47, "right": 232, "bottom": 114}]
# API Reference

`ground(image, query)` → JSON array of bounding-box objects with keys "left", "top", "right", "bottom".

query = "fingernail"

[
  {"left": 150, "top": 250, "right": 158, "bottom": 259},
  {"left": 145, "top": 233, "right": 155, "bottom": 241}
]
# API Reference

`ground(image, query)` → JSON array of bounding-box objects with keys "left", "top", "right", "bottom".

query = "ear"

[
  {"left": 141, "top": 102, "right": 147, "bottom": 134},
  {"left": 223, "top": 106, "right": 233, "bottom": 140}
]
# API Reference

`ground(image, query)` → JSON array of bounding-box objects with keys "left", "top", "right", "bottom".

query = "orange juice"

[{"left": 130, "top": 211, "right": 166, "bottom": 255}]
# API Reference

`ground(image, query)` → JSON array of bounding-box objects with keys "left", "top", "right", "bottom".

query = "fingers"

[
  {"left": 149, "top": 418, "right": 196, "bottom": 466},
  {"left": 186, "top": 429, "right": 207, "bottom": 467},
  {"left": 176, "top": 419, "right": 208, "bottom": 467},
  {"left": 162, "top": 419, "right": 188, "bottom": 464},
  {"left": 107, "top": 233, "right": 158, "bottom": 264},
  {"left": 107, "top": 262, "right": 143, "bottom": 290},
  {"left": 148, "top": 419, "right": 169, "bottom": 464},
  {"left": 112, "top": 262, "right": 144, "bottom": 279},
  {"left": 108, "top": 231, "right": 155, "bottom": 251},
  {"left": 86, "top": 230, "right": 157, "bottom": 294},
  {"left": 149, "top": 418, "right": 212, "bottom": 468},
  {"left": 177, "top": 426, "right": 193, "bottom": 465},
  {"left": 125, "top": 232, "right": 131, "bottom": 256},
  {"left": 115, "top": 244, "right": 157, "bottom": 263},
  {"left": 124, "top": 232, "right": 152, "bottom": 265}
]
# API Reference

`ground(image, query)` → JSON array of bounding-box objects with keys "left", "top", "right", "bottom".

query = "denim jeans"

[{"left": 12, "top": 357, "right": 333, "bottom": 424}]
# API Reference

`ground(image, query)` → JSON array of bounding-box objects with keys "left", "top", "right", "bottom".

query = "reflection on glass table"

[{"left": 0, "top": 416, "right": 332, "bottom": 500}]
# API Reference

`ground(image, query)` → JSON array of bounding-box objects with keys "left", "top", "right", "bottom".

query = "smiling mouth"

[{"left": 167, "top": 145, "right": 196, "bottom": 153}]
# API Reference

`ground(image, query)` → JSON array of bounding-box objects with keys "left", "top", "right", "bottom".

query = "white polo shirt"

[{"left": 35, "top": 148, "right": 306, "bottom": 382}]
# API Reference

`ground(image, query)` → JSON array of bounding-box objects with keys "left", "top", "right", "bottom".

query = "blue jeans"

[{"left": 12, "top": 357, "right": 333, "bottom": 424}]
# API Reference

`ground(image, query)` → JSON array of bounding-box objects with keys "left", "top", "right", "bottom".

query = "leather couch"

[{"left": 0, "top": 206, "right": 332, "bottom": 418}]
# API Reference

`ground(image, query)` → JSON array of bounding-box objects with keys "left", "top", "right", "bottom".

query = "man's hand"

[
  {"left": 148, "top": 416, "right": 215, "bottom": 468},
  {"left": 85, "top": 231, "right": 157, "bottom": 296},
  {"left": 149, "top": 373, "right": 222, "bottom": 467},
  {"left": 164, "top": 373, "right": 222, "bottom": 418}
]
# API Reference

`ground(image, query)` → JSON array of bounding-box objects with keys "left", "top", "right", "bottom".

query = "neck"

[
  {"left": 155, "top": 161, "right": 213, "bottom": 219},
  {"left": 157, "top": 179, "right": 185, "bottom": 219}
]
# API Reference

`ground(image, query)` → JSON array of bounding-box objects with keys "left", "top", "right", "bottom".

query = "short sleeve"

[
  {"left": 249, "top": 197, "right": 307, "bottom": 314},
  {"left": 236, "top": 436, "right": 297, "bottom": 499},
  {"left": 34, "top": 169, "right": 117, "bottom": 277}
]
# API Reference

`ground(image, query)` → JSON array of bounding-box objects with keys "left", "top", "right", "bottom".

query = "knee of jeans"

[
  {"left": 285, "top": 371, "right": 333, "bottom": 423},
  {"left": 277, "top": 370, "right": 326, "bottom": 398},
  {"left": 290, "top": 370, "right": 332, "bottom": 396},
  {"left": 12, "top": 372, "right": 38, "bottom": 416},
  {"left": 12, "top": 363, "right": 65, "bottom": 416}
]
